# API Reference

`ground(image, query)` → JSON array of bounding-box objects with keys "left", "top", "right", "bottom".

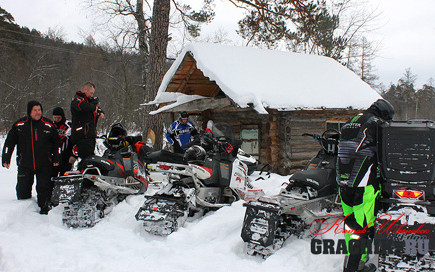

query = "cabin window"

[
  {"left": 240, "top": 126, "right": 260, "bottom": 159},
  {"left": 326, "top": 121, "right": 345, "bottom": 131}
]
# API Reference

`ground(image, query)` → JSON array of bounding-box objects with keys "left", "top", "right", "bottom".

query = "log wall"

[
  {"left": 277, "top": 109, "right": 361, "bottom": 175},
  {"left": 198, "top": 107, "right": 361, "bottom": 175}
]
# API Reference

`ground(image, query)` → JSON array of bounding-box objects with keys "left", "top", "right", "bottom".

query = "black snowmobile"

[
  {"left": 375, "top": 120, "right": 435, "bottom": 271},
  {"left": 51, "top": 126, "right": 150, "bottom": 228},
  {"left": 241, "top": 129, "right": 342, "bottom": 257},
  {"left": 135, "top": 123, "right": 263, "bottom": 236}
]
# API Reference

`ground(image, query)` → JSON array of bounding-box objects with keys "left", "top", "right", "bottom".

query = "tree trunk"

[
  {"left": 135, "top": 0, "right": 149, "bottom": 89},
  {"left": 144, "top": 0, "right": 170, "bottom": 149}
]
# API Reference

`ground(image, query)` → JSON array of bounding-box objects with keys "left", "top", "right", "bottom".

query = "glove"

[{"left": 125, "top": 136, "right": 134, "bottom": 144}]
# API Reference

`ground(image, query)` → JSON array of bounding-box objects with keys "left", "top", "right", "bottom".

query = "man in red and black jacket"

[
  {"left": 70, "top": 82, "right": 104, "bottom": 160},
  {"left": 2, "top": 101, "right": 61, "bottom": 214}
]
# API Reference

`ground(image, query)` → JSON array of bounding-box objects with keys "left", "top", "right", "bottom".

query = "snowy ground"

[{"left": 0, "top": 137, "right": 345, "bottom": 272}]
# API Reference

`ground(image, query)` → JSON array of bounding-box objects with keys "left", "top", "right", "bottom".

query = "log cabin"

[{"left": 146, "top": 43, "right": 382, "bottom": 174}]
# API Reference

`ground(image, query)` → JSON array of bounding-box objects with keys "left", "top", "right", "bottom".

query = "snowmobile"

[
  {"left": 135, "top": 123, "right": 264, "bottom": 235},
  {"left": 374, "top": 120, "right": 435, "bottom": 272},
  {"left": 237, "top": 148, "right": 259, "bottom": 175},
  {"left": 241, "top": 129, "right": 342, "bottom": 258},
  {"left": 51, "top": 134, "right": 150, "bottom": 228}
]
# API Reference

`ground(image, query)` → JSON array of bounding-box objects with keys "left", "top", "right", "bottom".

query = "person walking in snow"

[
  {"left": 52, "top": 107, "right": 76, "bottom": 176},
  {"left": 166, "top": 111, "right": 198, "bottom": 153},
  {"left": 70, "top": 82, "right": 104, "bottom": 160},
  {"left": 337, "top": 99, "right": 395, "bottom": 272},
  {"left": 2, "top": 101, "right": 61, "bottom": 214}
]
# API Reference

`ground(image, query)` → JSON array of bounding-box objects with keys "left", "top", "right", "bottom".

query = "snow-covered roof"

[{"left": 151, "top": 43, "right": 382, "bottom": 114}]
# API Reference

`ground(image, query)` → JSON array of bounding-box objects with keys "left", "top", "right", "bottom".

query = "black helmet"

[
  {"left": 368, "top": 99, "right": 395, "bottom": 121},
  {"left": 184, "top": 145, "right": 206, "bottom": 162},
  {"left": 179, "top": 111, "right": 189, "bottom": 120},
  {"left": 107, "top": 123, "right": 127, "bottom": 148}
]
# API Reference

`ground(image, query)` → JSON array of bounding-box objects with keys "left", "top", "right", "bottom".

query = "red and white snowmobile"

[{"left": 135, "top": 123, "right": 264, "bottom": 235}]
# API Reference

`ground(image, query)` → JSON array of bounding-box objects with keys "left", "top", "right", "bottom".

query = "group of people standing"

[
  {"left": 0, "top": 81, "right": 200, "bottom": 215},
  {"left": 1, "top": 82, "right": 104, "bottom": 214}
]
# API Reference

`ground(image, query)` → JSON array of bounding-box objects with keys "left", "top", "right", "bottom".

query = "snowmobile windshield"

[{"left": 212, "top": 123, "right": 235, "bottom": 141}]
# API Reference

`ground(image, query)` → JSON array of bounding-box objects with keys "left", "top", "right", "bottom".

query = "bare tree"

[{"left": 86, "top": 0, "right": 214, "bottom": 147}]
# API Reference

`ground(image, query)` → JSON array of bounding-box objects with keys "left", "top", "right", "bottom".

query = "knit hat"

[
  {"left": 52, "top": 107, "right": 65, "bottom": 118},
  {"left": 27, "top": 101, "right": 43, "bottom": 116}
]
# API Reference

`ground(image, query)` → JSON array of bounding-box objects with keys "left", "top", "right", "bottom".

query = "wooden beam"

[
  {"left": 174, "top": 61, "right": 197, "bottom": 94},
  {"left": 210, "top": 84, "right": 221, "bottom": 97},
  {"left": 162, "top": 97, "right": 233, "bottom": 112}
]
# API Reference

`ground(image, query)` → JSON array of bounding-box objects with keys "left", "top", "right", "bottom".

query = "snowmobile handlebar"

[{"left": 301, "top": 129, "right": 339, "bottom": 154}]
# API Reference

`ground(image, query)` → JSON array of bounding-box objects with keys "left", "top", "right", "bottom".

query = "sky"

[{"left": 1, "top": 0, "right": 434, "bottom": 89}]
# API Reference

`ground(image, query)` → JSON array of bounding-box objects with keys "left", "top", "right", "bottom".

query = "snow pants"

[
  {"left": 76, "top": 138, "right": 96, "bottom": 160},
  {"left": 339, "top": 184, "right": 381, "bottom": 272},
  {"left": 17, "top": 166, "right": 52, "bottom": 208}
]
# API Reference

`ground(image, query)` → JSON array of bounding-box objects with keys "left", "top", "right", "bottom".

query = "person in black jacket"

[
  {"left": 70, "top": 82, "right": 104, "bottom": 160},
  {"left": 2, "top": 101, "right": 61, "bottom": 214},
  {"left": 52, "top": 107, "right": 76, "bottom": 176},
  {"left": 337, "top": 99, "right": 395, "bottom": 272}
]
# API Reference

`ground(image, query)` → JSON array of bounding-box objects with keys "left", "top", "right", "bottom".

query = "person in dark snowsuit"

[
  {"left": 166, "top": 111, "right": 198, "bottom": 153},
  {"left": 52, "top": 107, "right": 76, "bottom": 176},
  {"left": 337, "top": 99, "right": 395, "bottom": 272},
  {"left": 70, "top": 82, "right": 104, "bottom": 160},
  {"left": 2, "top": 101, "right": 61, "bottom": 214}
]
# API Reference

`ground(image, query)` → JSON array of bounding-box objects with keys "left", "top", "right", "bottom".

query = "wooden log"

[
  {"left": 161, "top": 98, "right": 233, "bottom": 112},
  {"left": 271, "top": 138, "right": 279, "bottom": 146},
  {"left": 269, "top": 130, "right": 279, "bottom": 137},
  {"left": 290, "top": 152, "right": 318, "bottom": 160},
  {"left": 270, "top": 122, "right": 278, "bottom": 130}
]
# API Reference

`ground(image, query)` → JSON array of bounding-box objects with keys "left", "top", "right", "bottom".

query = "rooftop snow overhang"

[
  {"left": 148, "top": 43, "right": 382, "bottom": 115},
  {"left": 147, "top": 51, "right": 269, "bottom": 114}
]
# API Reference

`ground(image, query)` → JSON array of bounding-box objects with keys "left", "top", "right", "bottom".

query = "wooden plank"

[
  {"left": 169, "top": 79, "right": 214, "bottom": 84},
  {"left": 160, "top": 97, "right": 233, "bottom": 112},
  {"left": 289, "top": 152, "right": 318, "bottom": 160},
  {"left": 175, "top": 62, "right": 197, "bottom": 94},
  {"left": 288, "top": 146, "right": 320, "bottom": 153}
]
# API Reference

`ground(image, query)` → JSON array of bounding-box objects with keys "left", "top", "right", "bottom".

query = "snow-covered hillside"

[{"left": 0, "top": 137, "right": 344, "bottom": 272}]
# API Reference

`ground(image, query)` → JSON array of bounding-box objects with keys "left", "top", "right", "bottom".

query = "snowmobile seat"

[
  {"left": 79, "top": 156, "right": 115, "bottom": 175},
  {"left": 289, "top": 167, "right": 337, "bottom": 197},
  {"left": 143, "top": 150, "right": 186, "bottom": 164}
]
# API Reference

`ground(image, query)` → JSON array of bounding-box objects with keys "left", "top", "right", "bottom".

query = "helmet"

[
  {"left": 107, "top": 123, "right": 127, "bottom": 148},
  {"left": 369, "top": 99, "right": 395, "bottom": 121},
  {"left": 179, "top": 111, "right": 189, "bottom": 121},
  {"left": 184, "top": 145, "right": 206, "bottom": 162}
]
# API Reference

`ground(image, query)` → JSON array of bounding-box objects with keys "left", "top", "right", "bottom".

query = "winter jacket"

[
  {"left": 70, "top": 91, "right": 103, "bottom": 143},
  {"left": 54, "top": 119, "right": 74, "bottom": 162},
  {"left": 166, "top": 120, "right": 198, "bottom": 150},
  {"left": 2, "top": 117, "right": 61, "bottom": 169},
  {"left": 336, "top": 111, "right": 384, "bottom": 188}
]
